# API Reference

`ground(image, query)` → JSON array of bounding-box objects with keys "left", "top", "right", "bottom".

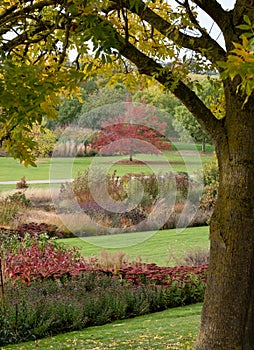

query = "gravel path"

[{"left": 0, "top": 179, "right": 74, "bottom": 185}]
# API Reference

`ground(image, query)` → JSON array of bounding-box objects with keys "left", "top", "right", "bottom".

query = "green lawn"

[
  {"left": 0, "top": 157, "right": 92, "bottom": 182},
  {"left": 59, "top": 226, "right": 209, "bottom": 266},
  {"left": 171, "top": 142, "right": 214, "bottom": 153},
  {"left": 2, "top": 303, "right": 202, "bottom": 350},
  {"left": 0, "top": 145, "right": 214, "bottom": 185}
]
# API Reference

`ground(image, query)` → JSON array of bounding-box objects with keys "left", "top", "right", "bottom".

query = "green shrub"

[
  {"left": 32, "top": 126, "right": 57, "bottom": 157},
  {"left": 6, "top": 192, "right": 31, "bottom": 207},
  {"left": 196, "top": 158, "right": 219, "bottom": 211},
  {"left": 0, "top": 230, "right": 207, "bottom": 345},
  {"left": 196, "top": 158, "right": 219, "bottom": 187},
  {"left": 0, "top": 268, "right": 207, "bottom": 346}
]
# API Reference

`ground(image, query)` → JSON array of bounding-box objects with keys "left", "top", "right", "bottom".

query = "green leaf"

[
  {"left": 129, "top": 0, "right": 139, "bottom": 12},
  {"left": 237, "top": 24, "right": 251, "bottom": 31},
  {"left": 243, "top": 15, "right": 252, "bottom": 26},
  {"left": 243, "top": 32, "right": 254, "bottom": 38}
]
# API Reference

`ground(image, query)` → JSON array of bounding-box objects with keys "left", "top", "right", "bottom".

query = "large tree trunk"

[{"left": 195, "top": 88, "right": 254, "bottom": 349}]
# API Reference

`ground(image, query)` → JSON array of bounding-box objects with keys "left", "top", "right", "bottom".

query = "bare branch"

[
  {"left": 0, "top": 0, "right": 56, "bottom": 27},
  {"left": 58, "top": 20, "right": 71, "bottom": 66}
]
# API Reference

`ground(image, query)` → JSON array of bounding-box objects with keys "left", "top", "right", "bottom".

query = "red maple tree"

[{"left": 91, "top": 104, "right": 171, "bottom": 161}]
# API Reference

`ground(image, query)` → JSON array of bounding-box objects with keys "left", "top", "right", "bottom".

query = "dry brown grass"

[
  {"left": 0, "top": 188, "right": 59, "bottom": 204},
  {"left": 0, "top": 189, "right": 17, "bottom": 199},
  {"left": 25, "top": 187, "right": 59, "bottom": 204},
  {"left": 14, "top": 208, "right": 101, "bottom": 236}
]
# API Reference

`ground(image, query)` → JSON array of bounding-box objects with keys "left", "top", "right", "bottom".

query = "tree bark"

[{"left": 195, "top": 89, "right": 254, "bottom": 349}]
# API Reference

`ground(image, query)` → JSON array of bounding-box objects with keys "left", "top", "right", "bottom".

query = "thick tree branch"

[
  {"left": 113, "top": 28, "right": 223, "bottom": 142},
  {"left": 108, "top": 0, "right": 227, "bottom": 65},
  {"left": 192, "top": 0, "right": 232, "bottom": 32},
  {"left": 0, "top": 0, "right": 41, "bottom": 21},
  {"left": 0, "top": 3, "right": 18, "bottom": 21},
  {"left": 0, "top": 0, "right": 226, "bottom": 145}
]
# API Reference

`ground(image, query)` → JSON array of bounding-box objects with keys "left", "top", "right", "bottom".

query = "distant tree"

[
  {"left": 173, "top": 105, "right": 211, "bottom": 152},
  {"left": 91, "top": 104, "right": 171, "bottom": 161},
  {"left": 78, "top": 85, "right": 131, "bottom": 129},
  {"left": 133, "top": 86, "right": 180, "bottom": 139},
  {"left": 172, "top": 77, "right": 223, "bottom": 151},
  {"left": 30, "top": 125, "right": 57, "bottom": 157},
  {"left": 57, "top": 98, "right": 83, "bottom": 127},
  {"left": 47, "top": 80, "right": 99, "bottom": 129}
]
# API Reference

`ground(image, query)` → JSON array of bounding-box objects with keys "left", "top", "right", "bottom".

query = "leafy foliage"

[
  {"left": 133, "top": 85, "right": 180, "bottom": 138},
  {"left": 91, "top": 104, "right": 171, "bottom": 160},
  {"left": 1, "top": 1, "right": 253, "bottom": 347},
  {"left": 173, "top": 105, "right": 211, "bottom": 150},
  {"left": 52, "top": 80, "right": 97, "bottom": 127},
  {"left": 0, "top": 231, "right": 207, "bottom": 346},
  {"left": 220, "top": 16, "right": 254, "bottom": 104},
  {"left": 4, "top": 241, "right": 88, "bottom": 284},
  {"left": 0, "top": 0, "right": 253, "bottom": 165},
  {"left": 0, "top": 58, "right": 84, "bottom": 165},
  {"left": 0, "top": 267, "right": 206, "bottom": 346},
  {"left": 78, "top": 85, "right": 131, "bottom": 130},
  {"left": 196, "top": 159, "right": 219, "bottom": 211},
  {"left": 30, "top": 125, "right": 57, "bottom": 157},
  {"left": 198, "top": 158, "right": 219, "bottom": 187}
]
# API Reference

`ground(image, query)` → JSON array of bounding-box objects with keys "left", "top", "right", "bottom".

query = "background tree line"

[{"left": 39, "top": 74, "right": 217, "bottom": 158}]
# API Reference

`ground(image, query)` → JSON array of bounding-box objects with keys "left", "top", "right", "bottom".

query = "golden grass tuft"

[{"left": 14, "top": 209, "right": 100, "bottom": 236}]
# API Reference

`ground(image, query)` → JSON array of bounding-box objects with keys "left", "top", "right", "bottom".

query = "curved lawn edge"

[
  {"left": 2, "top": 303, "right": 202, "bottom": 350},
  {"left": 58, "top": 226, "right": 210, "bottom": 266}
]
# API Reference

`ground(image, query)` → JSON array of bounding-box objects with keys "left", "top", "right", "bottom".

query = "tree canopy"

[
  {"left": 1, "top": 1, "right": 252, "bottom": 161},
  {"left": 91, "top": 104, "right": 171, "bottom": 160}
]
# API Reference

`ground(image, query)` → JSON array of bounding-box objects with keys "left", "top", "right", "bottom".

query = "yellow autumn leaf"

[
  {"left": 245, "top": 55, "right": 254, "bottom": 63},
  {"left": 231, "top": 48, "right": 249, "bottom": 57},
  {"left": 242, "top": 34, "right": 249, "bottom": 49}
]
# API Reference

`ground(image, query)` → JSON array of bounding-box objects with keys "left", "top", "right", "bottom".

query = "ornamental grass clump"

[{"left": 0, "top": 192, "right": 30, "bottom": 226}]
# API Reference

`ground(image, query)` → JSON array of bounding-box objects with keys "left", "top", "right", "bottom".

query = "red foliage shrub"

[
  {"left": 87, "top": 258, "right": 208, "bottom": 288},
  {"left": 4, "top": 239, "right": 208, "bottom": 288},
  {"left": 115, "top": 263, "right": 207, "bottom": 287},
  {"left": 4, "top": 242, "right": 90, "bottom": 285}
]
